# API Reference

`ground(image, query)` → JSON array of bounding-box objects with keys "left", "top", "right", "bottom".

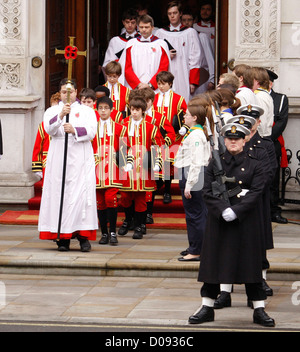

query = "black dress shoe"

[
  {"left": 262, "top": 279, "right": 273, "bottom": 296},
  {"left": 180, "top": 249, "right": 189, "bottom": 256},
  {"left": 253, "top": 308, "right": 275, "bottom": 327},
  {"left": 109, "top": 232, "right": 118, "bottom": 245},
  {"left": 146, "top": 213, "right": 154, "bottom": 224},
  {"left": 188, "top": 306, "right": 214, "bottom": 324},
  {"left": 118, "top": 221, "right": 130, "bottom": 236},
  {"left": 132, "top": 227, "right": 143, "bottom": 239},
  {"left": 214, "top": 291, "right": 232, "bottom": 309},
  {"left": 178, "top": 256, "right": 200, "bottom": 262},
  {"left": 271, "top": 214, "right": 288, "bottom": 224},
  {"left": 79, "top": 239, "right": 91, "bottom": 252},
  {"left": 57, "top": 239, "right": 70, "bottom": 251},
  {"left": 163, "top": 193, "right": 172, "bottom": 204},
  {"left": 99, "top": 233, "right": 109, "bottom": 245}
]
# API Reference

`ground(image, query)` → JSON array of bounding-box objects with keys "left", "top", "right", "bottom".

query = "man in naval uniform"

[{"left": 188, "top": 123, "right": 275, "bottom": 327}]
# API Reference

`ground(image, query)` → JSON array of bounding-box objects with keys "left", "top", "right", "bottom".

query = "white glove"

[
  {"left": 124, "top": 163, "right": 133, "bottom": 172},
  {"left": 179, "top": 126, "right": 188, "bottom": 136},
  {"left": 153, "top": 165, "right": 160, "bottom": 172},
  {"left": 222, "top": 208, "right": 237, "bottom": 222},
  {"left": 35, "top": 171, "right": 43, "bottom": 179}
]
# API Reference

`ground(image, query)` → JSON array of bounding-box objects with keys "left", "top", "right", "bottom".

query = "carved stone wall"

[
  {"left": 234, "top": 0, "right": 281, "bottom": 70},
  {"left": 0, "top": 0, "right": 25, "bottom": 94}
]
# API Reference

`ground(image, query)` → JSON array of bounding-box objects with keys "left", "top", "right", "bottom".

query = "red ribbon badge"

[{"left": 64, "top": 46, "right": 78, "bottom": 60}]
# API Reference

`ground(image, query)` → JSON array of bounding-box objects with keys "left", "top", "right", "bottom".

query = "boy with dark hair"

[
  {"left": 102, "top": 8, "right": 139, "bottom": 68},
  {"left": 153, "top": 70, "right": 187, "bottom": 203},
  {"left": 93, "top": 96, "right": 127, "bottom": 245}
]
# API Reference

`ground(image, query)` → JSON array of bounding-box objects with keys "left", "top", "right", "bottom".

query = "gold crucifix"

[{"left": 55, "top": 36, "right": 87, "bottom": 102}]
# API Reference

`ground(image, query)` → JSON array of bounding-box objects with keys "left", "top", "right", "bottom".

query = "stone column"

[{"left": 0, "top": 0, "right": 45, "bottom": 204}]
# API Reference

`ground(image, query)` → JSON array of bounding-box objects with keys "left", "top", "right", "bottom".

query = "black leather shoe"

[
  {"left": 118, "top": 221, "right": 130, "bottom": 236},
  {"left": 180, "top": 249, "right": 189, "bottom": 256},
  {"left": 253, "top": 308, "right": 275, "bottom": 327},
  {"left": 141, "top": 224, "right": 147, "bottom": 235},
  {"left": 109, "top": 232, "right": 118, "bottom": 245},
  {"left": 99, "top": 233, "right": 109, "bottom": 245},
  {"left": 146, "top": 214, "right": 154, "bottom": 224},
  {"left": 163, "top": 193, "right": 172, "bottom": 204},
  {"left": 271, "top": 214, "right": 288, "bottom": 224},
  {"left": 188, "top": 306, "right": 214, "bottom": 324},
  {"left": 57, "top": 239, "right": 70, "bottom": 251},
  {"left": 262, "top": 279, "right": 273, "bottom": 296},
  {"left": 132, "top": 227, "right": 143, "bottom": 239},
  {"left": 214, "top": 291, "right": 232, "bottom": 309},
  {"left": 79, "top": 239, "right": 91, "bottom": 252}
]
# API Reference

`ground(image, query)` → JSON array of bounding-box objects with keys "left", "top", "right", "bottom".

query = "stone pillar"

[{"left": 0, "top": 0, "right": 45, "bottom": 204}]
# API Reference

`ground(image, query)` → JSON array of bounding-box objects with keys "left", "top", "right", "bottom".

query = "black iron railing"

[{"left": 281, "top": 149, "right": 300, "bottom": 204}]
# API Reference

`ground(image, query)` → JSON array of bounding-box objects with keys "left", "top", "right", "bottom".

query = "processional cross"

[{"left": 55, "top": 37, "right": 87, "bottom": 241}]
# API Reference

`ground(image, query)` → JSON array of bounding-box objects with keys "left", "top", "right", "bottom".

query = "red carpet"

[
  {"left": 0, "top": 181, "right": 186, "bottom": 229},
  {"left": 0, "top": 210, "right": 187, "bottom": 230}
]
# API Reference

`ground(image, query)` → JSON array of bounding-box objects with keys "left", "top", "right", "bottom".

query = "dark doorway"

[{"left": 46, "top": 0, "right": 228, "bottom": 106}]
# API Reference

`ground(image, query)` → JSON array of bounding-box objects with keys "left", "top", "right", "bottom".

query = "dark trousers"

[
  {"left": 201, "top": 282, "right": 267, "bottom": 301},
  {"left": 178, "top": 167, "right": 207, "bottom": 255}
]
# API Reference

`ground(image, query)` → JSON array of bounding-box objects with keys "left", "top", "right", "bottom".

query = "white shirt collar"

[
  {"left": 157, "top": 89, "right": 171, "bottom": 107},
  {"left": 170, "top": 24, "right": 181, "bottom": 31},
  {"left": 129, "top": 118, "right": 142, "bottom": 136},
  {"left": 107, "top": 82, "right": 119, "bottom": 100},
  {"left": 99, "top": 118, "right": 112, "bottom": 137}
]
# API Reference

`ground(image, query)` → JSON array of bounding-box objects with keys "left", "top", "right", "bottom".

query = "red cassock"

[
  {"left": 120, "top": 118, "right": 162, "bottom": 192},
  {"left": 92, "top": 120, "right": 127, "bottom": 210},
  {"left": 32, "top": 122, "right": 51, "bottom": 178},
  {"left": 92, "top": 120, "right": 126, "bottom": 189},
  {"left": 103, "top": 82, "right": 130, "bottom": 114},
  {"left": 153, "top": 90, "right": 187, "bottom": 161}
]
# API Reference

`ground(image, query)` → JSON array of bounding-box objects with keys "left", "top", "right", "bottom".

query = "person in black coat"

[
  {"left": 267, "top": 70, "right": 289, "bottom": 223},
  {"left": 188, "top": 123, "right": 275, "bottom": 327}
]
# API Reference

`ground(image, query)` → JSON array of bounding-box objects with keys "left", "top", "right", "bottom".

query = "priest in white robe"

[
  {"left": 38, "top": 79, "right": 98, "bottom": 252},
  {"left": 119, "top": 14, "right": 170, "bottom": 91}
]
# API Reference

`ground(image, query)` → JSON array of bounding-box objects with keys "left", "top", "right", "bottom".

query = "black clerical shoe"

[
  {"left": 109, "top": 232, "right": 118, "bottom": 245},
  {"left": 57, "top": 240, "right": 70, "bottom": 252},
  {"left": 132, "top": 227, "right": 143, "bottom": 239},
  {"left": 79, "top": 239, "right": 91, "bottom": 252},
  {"left": 214, "top": 291, "right": 232, "bottom": 309},
  {"left": 99, "top": 233, "right": 109, "bottom": 245},
  {"left": 253, "top": 308, "right": 275, "bottom": 327},
  {"left": 188, "top": 306, "right": 214, "bottom": 324},
  {"left": 271, "top": 214, "right": 288, "bottom": 224},
  {"left": 163, "top": 193, "right": 172, "bottom": 204},
  {"left": 262, "top": 279, "right": 273, "bottom": 296}
]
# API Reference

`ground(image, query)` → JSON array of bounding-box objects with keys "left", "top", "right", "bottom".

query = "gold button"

[
  {"left": 241, "top": 168, "right": 245, "bottom": 172},
  {"left": 239, "top": 181, "right": 243, "bottom": 184}
]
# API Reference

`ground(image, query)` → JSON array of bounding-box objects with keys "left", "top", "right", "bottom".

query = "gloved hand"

[
  {"left": 222, "top": 207, "right": 237, "bottom": 222},
  {"left": 124, "top": 163, "right": 133, "bottom": 172},
  {"left": 179, "top": 126, "right": 188, "bottom": 136},
  {"left": 153, "top": 165, "right": 160, "bottom": 172},
  {"left": 35, "top": 171, "right": 43, "bottom": 179}
]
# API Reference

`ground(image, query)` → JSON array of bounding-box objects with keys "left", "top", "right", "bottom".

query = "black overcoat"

[
  {"left": 198, "top": 149, "right": 266, "bottom": 284},
  {"left": 246, "top": 132, "right": 277, "bottom": 251}
]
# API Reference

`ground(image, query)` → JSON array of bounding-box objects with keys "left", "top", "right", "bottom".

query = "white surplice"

[
  {"left": 155, "top": 27, "right": 201, "bottom": 102},
  {"left": 38, "top": 102, "right": 98, "bottom": 235}
]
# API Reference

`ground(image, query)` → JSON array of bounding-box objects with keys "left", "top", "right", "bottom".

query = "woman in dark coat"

[{"left": 188, "top": 123, "right": 275, "bottom": 327}]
